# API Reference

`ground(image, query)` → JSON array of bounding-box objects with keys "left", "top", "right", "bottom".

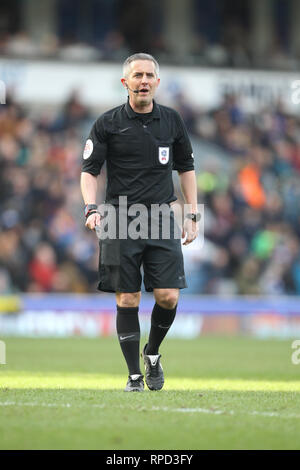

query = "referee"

[{"left": 80, "top": 53, "right": 199, "bottom": 392}]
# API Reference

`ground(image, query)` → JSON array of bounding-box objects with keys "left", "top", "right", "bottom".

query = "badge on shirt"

[
  {"left": 158, "top": 147, "right": 169, "bottom": 165},
  {"left": 83, "top": 139, "right": 93, "bottom": 159}
]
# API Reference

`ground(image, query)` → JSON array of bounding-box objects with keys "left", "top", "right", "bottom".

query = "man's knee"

[
  {"left": 154, "top": 289, "right": 179, "bottom": 309},
  {"left": 116, "top": 292, "right": 141, "bottom": 308}
]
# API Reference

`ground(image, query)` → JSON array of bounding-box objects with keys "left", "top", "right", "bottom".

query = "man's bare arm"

[
  {"left": 80, "top": 171, "right": 98, "bottom": 204},
  {"left": 178, "top": 170, "right": 199, "bottom": 245},
  {"left": 80, "top": 172, "right": 101, "bottom": 230},
  {"left": 179, "top": 170, "right": 198, "bottom": 211}
]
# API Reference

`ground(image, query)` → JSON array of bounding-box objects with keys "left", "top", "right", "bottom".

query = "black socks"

[
  {"left": 116, "top": 305, "right": 141, "bottom": 376},
  {"left": 146, "top": 303, "right": 177, "bottom": 355},
  {"left": 116, "top": 302, "right": 177, "bottom": 373}
]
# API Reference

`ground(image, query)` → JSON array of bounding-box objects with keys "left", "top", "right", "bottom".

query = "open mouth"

[{"left": 139, "top": 88, "right": 149, "bottom": 93}]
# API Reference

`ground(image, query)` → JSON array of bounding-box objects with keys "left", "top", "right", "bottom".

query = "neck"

[{"left": 129, "top": 98, "right": 153, "bottom": 114}]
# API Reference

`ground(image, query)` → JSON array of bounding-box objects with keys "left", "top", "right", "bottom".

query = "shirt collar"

[{"left": 125, "top": 99, "right": 161, "bottom": 120}]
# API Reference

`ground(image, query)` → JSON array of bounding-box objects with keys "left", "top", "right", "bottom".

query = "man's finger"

[
  {"left": 85, "top": 213, "right": 100, "bottom": 231},
  {"left": 94, "top": 214, "right": 101, "bottom": 227},
  {"left": 183, "top": 232, "right": 197, "bottom": 245}
]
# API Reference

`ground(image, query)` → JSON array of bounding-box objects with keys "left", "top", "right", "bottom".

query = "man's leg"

[
  {"left": 116, "top": 292, "right": 142, "bottom": 377},
  {"left": 142, "top": 288, "right": 179, "bottom": 391},
  {"left": 145, "top": 288, "right": 179, "bottom": 354}
]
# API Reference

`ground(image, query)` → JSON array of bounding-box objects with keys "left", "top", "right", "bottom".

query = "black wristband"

[
  {"left": 85, "top": 210, "right": 98, "bottom": 219},
  {"left": 84, "top": 204, "right": 98, "bottom": 219}
]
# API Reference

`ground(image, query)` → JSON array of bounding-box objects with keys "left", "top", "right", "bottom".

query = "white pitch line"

[
  {"left": 172, "top": 408, "right": 300, "bottom": 418},
  {"left": 0, "top": 401, "right": 300, "bottom": 419},
  {"left": 0, "top": 401, "right": 105, "bottom": 409},
  {"left": 151, "top": 406, "right": 300, "bottom": 418}
]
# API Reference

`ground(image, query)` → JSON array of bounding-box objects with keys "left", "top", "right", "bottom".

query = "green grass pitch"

[{"left": 0, "top": 336, "right": 300, "bottom": 450}]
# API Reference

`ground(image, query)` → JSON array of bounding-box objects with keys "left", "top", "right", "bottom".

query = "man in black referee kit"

[{"left": 80, "top": 53, "right": 199, "bottom": 392}]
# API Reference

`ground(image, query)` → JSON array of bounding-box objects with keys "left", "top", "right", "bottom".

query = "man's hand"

[
  {"left": 182, "top": 218, "right": 199, "bottom": 246},
  {"left": 85, "top": 212, "right": 101, "bottom": 231}
]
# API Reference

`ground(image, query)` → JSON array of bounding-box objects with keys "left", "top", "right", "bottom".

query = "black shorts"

[{"left": 97, "top": 208, "right": 187, "bottom": 293}]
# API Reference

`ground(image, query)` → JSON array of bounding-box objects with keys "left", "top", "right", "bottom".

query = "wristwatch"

[
  {"left": 84, "top": 204, "right": 98, "bottom": 219},
  {"left": 185, "top": 212, "right": 201, "bottom": 222}
]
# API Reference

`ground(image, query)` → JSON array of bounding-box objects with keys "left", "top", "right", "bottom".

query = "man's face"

[{"left": 122, "top": 60, "right": 160, "bottom": 107}]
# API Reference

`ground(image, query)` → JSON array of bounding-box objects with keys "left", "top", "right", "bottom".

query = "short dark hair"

[{"left": 123, "top": 53, "right": 159, "bottom": 77}]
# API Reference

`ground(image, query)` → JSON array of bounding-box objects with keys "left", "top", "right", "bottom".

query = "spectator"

[{"left": 1, "top": 91, "right": 300, "bottom": 296}]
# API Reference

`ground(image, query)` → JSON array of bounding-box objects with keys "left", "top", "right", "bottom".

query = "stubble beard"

[{"left": 136, "top": 94, "right": 152, "bottom": 109}]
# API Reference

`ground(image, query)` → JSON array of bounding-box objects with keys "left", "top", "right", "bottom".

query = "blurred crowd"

[
  {"left": 179, "top": 94, "right": 300, "bottom": 295},
  {"left": 0, "top": 89, "right": 300, "bottom": 296},
  {"left": 0, "top": 92, "right": 99, "bottom": 294},
  {"left": 0, "top": 27, "right": 298, "bottom": 71}
]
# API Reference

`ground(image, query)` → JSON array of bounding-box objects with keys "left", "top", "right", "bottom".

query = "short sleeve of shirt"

[
  {"left": 172, "top": 111, "right": 195, "bottom": 173},
  {"left": 81, "top": 117, "right": 107, "bottom": 175}
]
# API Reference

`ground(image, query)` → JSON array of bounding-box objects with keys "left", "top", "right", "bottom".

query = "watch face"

[{"left": 187, "top": 213, "right": 200, "bottom": 222}]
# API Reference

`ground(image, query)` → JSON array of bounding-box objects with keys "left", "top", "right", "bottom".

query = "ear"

[{"left": 121, "top": 78, "right": 128, "bottom": 89}]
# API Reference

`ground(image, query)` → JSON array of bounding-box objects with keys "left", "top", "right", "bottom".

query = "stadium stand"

[{"left": 1, "top": 89, "right": 300, "bottom": 295}]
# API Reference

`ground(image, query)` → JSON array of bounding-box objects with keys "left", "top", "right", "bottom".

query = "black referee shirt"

[{"left": 82, "top": 99, "right": 194, "bottom": 206}]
